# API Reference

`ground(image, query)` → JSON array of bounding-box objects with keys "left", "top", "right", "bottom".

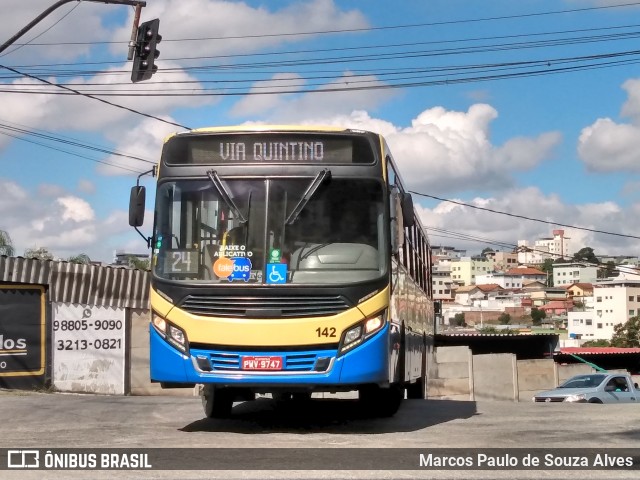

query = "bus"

[{"left": 129, "top": 125, "right": 436, "bottom": 417}]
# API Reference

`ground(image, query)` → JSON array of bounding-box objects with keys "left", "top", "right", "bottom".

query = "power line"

[
  {"left": 7, "top": 1, "right": 640, "bottom": 46},
  {"left": 0, "top": 130, "right": 144, "bottom": 174},
  {"left": 0, "top": 63, "right": 190, "bottom": 129},
  {"left": 0, "top": 120, "right": 156, "bottom": 165},
  {"left": 409, "top": 191, "right": 640, "bottom": 241}
]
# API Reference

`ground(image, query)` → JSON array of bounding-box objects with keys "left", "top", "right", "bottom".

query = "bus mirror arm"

[{"left": 129, "top": 167, "right": 155, "bottom": 248}]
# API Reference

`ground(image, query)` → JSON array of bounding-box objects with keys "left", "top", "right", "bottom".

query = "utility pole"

[{"left": 0, "top": 0, "right": 146, "bottom": 56}]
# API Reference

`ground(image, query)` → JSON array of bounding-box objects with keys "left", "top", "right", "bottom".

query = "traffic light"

[{"left": 131, "top": 18, "right": 161, "bottom": 83}]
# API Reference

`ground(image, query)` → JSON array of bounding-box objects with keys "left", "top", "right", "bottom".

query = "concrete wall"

[
  {"left": 427, "top": 346, "right": 473, "bottom": 401},
  {"left": 557, "top": 363, "right": 593, "bottom": 383},
  {"left": 516, "top": 359, "right": 557, "bottom": 402},
  {"left": 472, "top": 353, "right": 518, "bottom": 401},
  {"left": 129, "top": 310, "right": 193, "bottom": 397},
  {"left": 429, "top": 350, "right": 640, "bottom": 402}
]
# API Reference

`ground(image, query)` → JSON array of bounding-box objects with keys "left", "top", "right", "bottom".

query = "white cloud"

[
  {"left": 621, "top": 78, "right": 640, "bottom": 123},
  {"left": 231, "top": 72, "right": 398, "bottom": 121},
  {"left": 577, "top": 77, "right": 640, "bottom": 172},
  {"left": 0, "top": 178, "right": 132, "bottom": 261},
  {"left": 109, "top": 0, "right": 369, "bottom": 59},
  {"left": 417, "top": 187, "right": 639, "bottom": 256},
  {"left": 57, "top": 196, "right": 95, "bottom": 222},
  {"left": 99, "top": 117, "right": 178, "bottom": 176},
  {"left": 577, "top": 118, "right": 640, "bottom": 172},
  {"left": 0, "top": 1, "right": 110, "bottom": 63},
  {"left": 290, "top": 104, "right": 560, "bottom": 194}
]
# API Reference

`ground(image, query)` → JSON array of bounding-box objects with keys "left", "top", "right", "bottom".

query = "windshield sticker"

[
  {"left": 213, "top": 244, "right": 252, "bottom": 258},
  {"left": 213, "top": 257, "right": 252, "bottom": 282},
  {"left": 269, "top": 248, "right": 282, "bottom": 263},
  {"left": 266, "top": 263, "right": 287, "bottom": 284}
]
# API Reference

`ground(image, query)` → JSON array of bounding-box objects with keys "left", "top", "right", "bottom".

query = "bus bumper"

[{"left": 149, "top": 323, "right": 389, "bottom": 388}]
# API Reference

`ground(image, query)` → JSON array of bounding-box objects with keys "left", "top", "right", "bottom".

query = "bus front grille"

[
  {"left": 208, "top": 352, "right": 326, "bottom": 372},
  {"left": 179, "top": 294, "right": 350, "bottom": 318}
]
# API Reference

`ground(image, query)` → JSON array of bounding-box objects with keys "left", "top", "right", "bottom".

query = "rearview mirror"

[
  {"left": 402, "top": 193, "right": 415, "bottom": 227},
  {"left": 129, "top": 186, "right": 146, "bottom": 227}
]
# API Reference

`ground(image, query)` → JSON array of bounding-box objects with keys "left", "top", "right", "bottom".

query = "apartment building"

[
  {"left": 449, "top": 256, "right": 492, "bottom": 286},
  {"left": 553, "top": 262, "right": 599, "bottom": 286},
  {"left": 432, "top": 260, "right": 455, "bottom": 302},
  {"left": 517, "top": 229, "right": 572, "bottom": 264},
  {"left": 484, "top": 250, "right": 518, "bottom": 272},
  {"left": 568, "top": 279, "right": 640, "bottom": 341}
]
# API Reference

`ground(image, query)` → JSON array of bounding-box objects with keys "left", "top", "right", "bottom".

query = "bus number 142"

[{"left": 315, "top": 327, "right": 336, "bottom": 338}]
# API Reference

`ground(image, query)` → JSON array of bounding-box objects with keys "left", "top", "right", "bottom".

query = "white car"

[{"left": 533, "top": 373, "right": 639, "bottom": 404}]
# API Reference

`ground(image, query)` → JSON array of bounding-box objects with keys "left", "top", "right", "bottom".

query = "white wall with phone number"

[{"left": 53, "top": 303, "right": 125, "bottom": 394}]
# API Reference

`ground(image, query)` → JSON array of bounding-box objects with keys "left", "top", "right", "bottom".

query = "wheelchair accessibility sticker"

[{"left": 266, "top": 263, "right": 287, "bottom": 284}]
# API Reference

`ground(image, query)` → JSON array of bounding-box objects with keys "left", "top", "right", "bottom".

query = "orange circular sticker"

[{"left": 213, "top": 257, "right": 234, "bottom": 278}]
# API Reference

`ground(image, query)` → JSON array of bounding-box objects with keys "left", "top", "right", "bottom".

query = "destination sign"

[{"left": 162, "top": 133, "right": 375, "bottom": 165}]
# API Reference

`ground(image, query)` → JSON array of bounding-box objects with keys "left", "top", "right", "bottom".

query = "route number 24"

[{"left": 315, "top": 327, "right": 336, "bottom": 338}]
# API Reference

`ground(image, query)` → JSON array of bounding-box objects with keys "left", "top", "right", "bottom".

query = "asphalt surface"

[{"left": 0, "top": 389, "right": 639, "bottom": 480}]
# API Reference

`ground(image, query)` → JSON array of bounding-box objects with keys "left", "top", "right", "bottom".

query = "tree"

[
  {"left": 540, "top": 258, "right": 554, "bottom": 286},
  {"left": 68, "top": 254, "right": 91, "bottom": 264},
  {"left": 530, "top": 307, "right": 546, "bottom": 326},
  {"left": 452, "top": 312, "right": 466, "bottom": 327},
  {"left": 24, "top": 247, "right": 53, "bottom": 261},
  {"left": 0, "top": 229, "right": 15, "bottom": 256},
  {"left": 598, "top": 261, "right": 618, "bottom": 279},
  {"left": 581, "top": 339, "right": 611, "bottom": 347},
  {"left": 128, "top": 256, "right": 150, "bottom": 271},
  {"left": 572, "top": 247, "right": 599, "bottom": 264},
  {"left": 498, "top": 312, "right": 512, "bottom": 325},
  {"left": 610, "top": 316, "right": 640, "bottom": 348},
  {"left": 481, "top": 247, "right": 495, "bottom": 258}
]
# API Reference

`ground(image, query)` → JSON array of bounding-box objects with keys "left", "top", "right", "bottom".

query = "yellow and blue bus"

[{"left": 129, "top": 126, "right": 436, "bottom": 417}]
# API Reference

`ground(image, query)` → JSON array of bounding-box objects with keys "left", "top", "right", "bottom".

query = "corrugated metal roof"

[
  {"left": 559, "top": 347, "right": 640, "bottom": 355},
  {"left": 0, "top": 256, "right": 149, "bottom": 309}
]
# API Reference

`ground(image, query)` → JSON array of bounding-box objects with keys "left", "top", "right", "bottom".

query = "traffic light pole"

[{"left": 0, "top": 0, "right": 147, "bottom": 55}]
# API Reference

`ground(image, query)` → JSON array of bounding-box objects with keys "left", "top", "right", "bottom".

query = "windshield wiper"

[
  {"left": 285, "top": 169, "right": 331, "bottom": 225},
  {"left": 206, "top": 170, "right": 247, "bottom": 224}
]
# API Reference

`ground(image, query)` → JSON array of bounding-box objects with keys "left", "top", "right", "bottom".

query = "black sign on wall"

[{"left": 0, "top": 285, "right": 46, "bottom": 388}]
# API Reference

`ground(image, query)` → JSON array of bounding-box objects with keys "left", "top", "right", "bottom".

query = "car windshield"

[
  {"left": 558, "top": 374, "right": 607, "bottom": 389},
  {"left": 152, "top": 177, "right": 386, "bottom": 285}
]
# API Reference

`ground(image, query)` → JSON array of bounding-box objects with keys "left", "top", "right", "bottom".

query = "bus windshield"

[{"left": 153, "top": 177, "right": 386, "bottom": 285}]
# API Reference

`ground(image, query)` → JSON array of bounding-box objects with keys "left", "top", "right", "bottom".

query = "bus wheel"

[
  {"left": 202, "top": 386, "right": 234, "bottom": 418},
  {"left": 406, "top": 342, "right": 427, "bottom": 399},
  {"left": 359, "top": 385, "right": 404, "bottom": 417},
  {"left": 406, "top": 376, "right": 427, "bottom": 399}
]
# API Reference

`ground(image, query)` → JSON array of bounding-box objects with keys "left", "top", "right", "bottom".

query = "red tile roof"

[
  {"left": 560, "top": 347, "right": 640, "bottom": 355},
  {"left": 505, "top": 267, "right": 546, "bottom": 276},
  {"left": 476, "top": 284, "right": 503, "bottom": 292},
  {"left": 539, "top": 300, "right": 572, "bottom": 310}
]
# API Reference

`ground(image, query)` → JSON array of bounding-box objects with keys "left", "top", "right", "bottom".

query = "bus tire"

[
  {"left": 202, "top": 386, "right": 234, "bottom": 418},
  {"left": 359, "top": 385, "right": 404, "bottom": 417},
  {"left": 406, "top": 336, "right": 427, "bottom": 400}
]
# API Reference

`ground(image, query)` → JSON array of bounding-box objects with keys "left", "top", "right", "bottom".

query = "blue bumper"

[{"left": 149, "top": 324, "right": 389, "bottom": 388}]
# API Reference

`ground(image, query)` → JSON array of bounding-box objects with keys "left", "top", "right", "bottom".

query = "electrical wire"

[
  {"left": 409, "top": 191, "right": 640, "bottom": 241},
  {"left": 0, "top": 63, "right": 190, "bottom": 129}
]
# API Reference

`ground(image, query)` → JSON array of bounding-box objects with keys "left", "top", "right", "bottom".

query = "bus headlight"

[
  {"left": 338, "top": 313, "right": 386, "bottom": 356},
  {"left": 151, "top": 312, "right": 188, "bottom": 353},
  {"left": 152, "top": 312, "right": 166, "bottom": 334},
  {"left": 365, "top": 315, "right": 384, "bottom": 334}
]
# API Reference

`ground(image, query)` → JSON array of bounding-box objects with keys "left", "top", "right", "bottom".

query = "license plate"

[{"left": 241, "top": 356, "right": 283, "bottom": 371}]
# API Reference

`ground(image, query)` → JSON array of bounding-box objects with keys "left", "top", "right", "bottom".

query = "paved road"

[{"left": 0, "top": 390, "right": 639, "bottom": 479}]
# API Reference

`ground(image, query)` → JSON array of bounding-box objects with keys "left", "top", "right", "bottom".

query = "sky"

[{"left": 2, "top": 0, "right": 640, "bottom": 263}]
